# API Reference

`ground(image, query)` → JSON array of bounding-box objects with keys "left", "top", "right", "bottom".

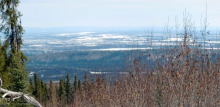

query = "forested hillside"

[{"left": 27, "top": 50, "right": 162, "bottom": 81}]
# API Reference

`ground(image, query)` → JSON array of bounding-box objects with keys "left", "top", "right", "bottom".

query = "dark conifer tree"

[
  {"left": 48, "top": 80, "right": 53, "bottom": 101},
  {"left": 0, "top": 38, "right": 8, "bottom": 88},
  {"left": 33, "top": 74, "right": 42, "bottom": 101},
  {"left": 0, "top": 0, "right": 28, "bottom": 92},
  {"left": 41, "top": 80, "right": 48, "bottom": 105},
  {"left": 59, "top": 78, "right": 66, "bottom": 105},
  {"left": 78, "top": 80, "right": 82, "bottom": 91},
  {"left": 33, "top": 74, "right": 38, "bottom": 97},
  {"left": 37, "top": 78, "right": 42, "bottom": 101},
  {"left": 65, "top": 74, "right": 72, "bottom": 104},
  {"left": 73, "top": 74, "right": 78, "bottom": 92},
  {"left": 48, "top": 80, "right": 56, "bottom": 106},
  {"left": 0, "top": 37, "right": 5, "bottom": 72},
  {"left": 28, "top": 79, "right": 34, "bottom": 95}
]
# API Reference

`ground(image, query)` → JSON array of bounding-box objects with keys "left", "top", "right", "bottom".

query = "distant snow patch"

[
  {"left": 29, "top": 45, "right": 43, "bottom": 47},
  {"left": 90, "top": 71, "right": 111, "bottom": 74},
  {"left": 163, "top": 38, "right": 183, "bottom": 41},
  {"left": 54, "top": 32, "right": 95, "bottom": 37},
  {"left": 93, "top": 48, "right": 151, "bottom": 51}
]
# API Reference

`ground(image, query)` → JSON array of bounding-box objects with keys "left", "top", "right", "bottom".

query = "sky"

[{"left": 19, "top": 0, "right": 220, "bottom": 28}]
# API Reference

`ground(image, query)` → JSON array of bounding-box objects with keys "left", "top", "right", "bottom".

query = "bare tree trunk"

[{"left": 0, "top": 78, "right": 43, "bottom": 107}]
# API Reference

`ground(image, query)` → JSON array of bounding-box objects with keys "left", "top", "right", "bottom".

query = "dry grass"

[
  {"left": 69, "top": 13, "right": 220, "bottom": 107},
  {"left": 41, "top": 12, "right": 220, "bottom": 107}
]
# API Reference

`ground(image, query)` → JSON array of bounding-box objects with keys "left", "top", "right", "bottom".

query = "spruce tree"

[
  {"left": 48, "top": 80, "right": 56, "bottom": 106},
  {"left": 73, "top": 74, "right": 78, "bottom": 92},
  {"left": 33, "top": 74, "right": 39, "bottom": 97},
  {"left": 65, "top": 74, "right": 72, "bottom": 104},
  {"left": 59, "top": 78, "right": 65, "bottom": 105},
  {"left": 33, "top": 74, "right": 38, "bottom": 96},
  {"left": 78, "top": 80, "right": 82, "bottom": 91},
  {"left": 41, "top": 80, "right": 48, "bottom": 105},
  {"left": 0, "top": 37, "right": 5, "bottom": 72},
  {"left": 0, "top": 37, "right": 9, "bottom": 88},
  {"left": 37, "top": 79, "right": 42, "bottom": 101},
  {"left": 33, "top": 74, "right": 42, "bottom": 101},
  {"left": 48, "top": 81, "right": 53, "bottom": 101},
  {"left": 28, "top": 79, "right": 34, "bottom": 95},
  {"left": 0, "top": 0, "right": 28, "bottom": 92}
]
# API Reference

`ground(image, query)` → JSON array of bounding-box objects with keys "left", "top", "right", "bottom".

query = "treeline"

[
  {"left": 27, "top": 51, "right": 128, "bottom": 69},
  {"left": 29, "top": 73, "right": 88, "bottom": 107}
]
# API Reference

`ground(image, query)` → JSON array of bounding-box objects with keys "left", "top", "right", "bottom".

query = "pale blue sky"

[{"left": 19, "top": 0, "right": 220, "bottom": 28}]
